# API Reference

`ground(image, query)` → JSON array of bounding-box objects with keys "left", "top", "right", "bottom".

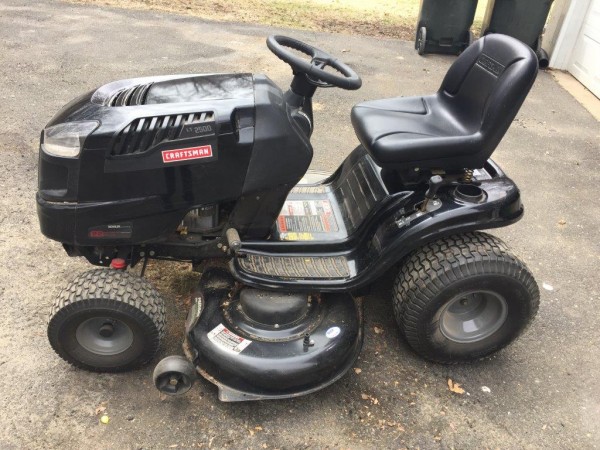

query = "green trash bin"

[
  {"left": 482, "top": 0, "right": 554, "bottom": 67},
  {"left": 415, "top": 0, "right": 479, "bottom": 55}
]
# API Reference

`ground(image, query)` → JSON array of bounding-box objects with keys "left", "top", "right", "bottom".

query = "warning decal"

[
  {"left": 207, "top": 323, "right": 252, "bottom": 354},
  {"left": 277, "top": 199, "right": 339, "bottom": 234}
]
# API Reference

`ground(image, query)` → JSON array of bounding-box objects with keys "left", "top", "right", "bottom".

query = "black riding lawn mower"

[{"left": 38, "top": 34, "right": 540, "bottom": 401}]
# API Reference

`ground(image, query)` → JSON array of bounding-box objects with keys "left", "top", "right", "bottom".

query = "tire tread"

[
  {"left": 392, "top": 232, "right": 539, "bottom": 363},
  {"left": 48, "top": 269, "right": 166, "bottom": 372}
]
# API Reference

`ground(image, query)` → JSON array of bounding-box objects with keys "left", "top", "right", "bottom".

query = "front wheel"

[
  {"left": 393, "top": 232, "right": 539, "bottom": 363},
  {"left": 48, "top": 269, "right": 166, "bottom": 372}
]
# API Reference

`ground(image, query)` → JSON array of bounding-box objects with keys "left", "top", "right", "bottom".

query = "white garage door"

[{"left": 568, "top": 0, "right": 600, "bottom": 97}]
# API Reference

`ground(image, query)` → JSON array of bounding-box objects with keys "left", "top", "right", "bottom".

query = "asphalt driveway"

[{"left": 0, "top": 1, "right": 599, "bottom": 448}]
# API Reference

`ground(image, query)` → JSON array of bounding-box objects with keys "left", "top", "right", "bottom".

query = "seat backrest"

[{"left": 438, "top": 34, "right": 538, "bottom": 159}]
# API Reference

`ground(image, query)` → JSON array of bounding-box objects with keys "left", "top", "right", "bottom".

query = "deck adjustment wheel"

[
  {"left": 393, "top": 232, "right": 539, "bottom": 363},
  {"left": 153, "top": 356, "right": 196, "bottom": 396},
  {"left": 47, "top": 269, "right": 165, "bottom": 372}
]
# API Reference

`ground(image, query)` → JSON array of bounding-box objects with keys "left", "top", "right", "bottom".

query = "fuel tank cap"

[{"left": 239, "top": 289, "right": 309, "bottom": 326}]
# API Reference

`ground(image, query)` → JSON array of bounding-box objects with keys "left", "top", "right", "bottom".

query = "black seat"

[{"left": 351, "top": 34, "right": 538, "bottom": 170}]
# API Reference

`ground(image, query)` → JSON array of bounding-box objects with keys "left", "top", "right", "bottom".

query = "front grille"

[
  {"left": 108, "top": 83, "right": 153, "bottom": 107},
  {"left": 110, "top": 112, "right": 214, "bottom": 157}
]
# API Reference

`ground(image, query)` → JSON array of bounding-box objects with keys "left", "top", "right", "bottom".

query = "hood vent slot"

[
  {"left": 108, "top": 83, "right": 153, "bottom": 107},
  {"left": 110, "top": 112, "right": 215, "bottom": 157}
]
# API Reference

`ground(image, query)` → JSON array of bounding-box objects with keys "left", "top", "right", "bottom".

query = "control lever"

[
  {"left": 225, "top": 228, "right": 242, "bottom": 254},
  {"left": 420, "top": 175, "right": 444, "bottom": 212}
]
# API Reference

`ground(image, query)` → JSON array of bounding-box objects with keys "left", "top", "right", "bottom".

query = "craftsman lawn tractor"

[{"left": 38, "top": 34, "right": 540, "bottom": 401}]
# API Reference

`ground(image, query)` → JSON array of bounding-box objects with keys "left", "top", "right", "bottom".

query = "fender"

[{"left": 230, "top": 159, "right": 523, "bottom": 292}]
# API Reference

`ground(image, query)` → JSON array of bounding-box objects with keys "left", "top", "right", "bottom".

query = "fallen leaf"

[
  {"left": 361, "top": 393, "right": 369, "bottom": 400},
  {"left": 373, "top": 326, "right": 383, "bottom": 334},
  {"left": 95, "top": 402, "right": 107, "bottom": 415},
  {"left": 373, "top": 398, "right": 379, "bottom": 405},
  {"left": 354, "top": 368, "right": 362, "bottom": 374},
  {"left": 447, "top": 378, "right": 465, "bottom": 395},
  {"left": 558, "top": 219, "right": 567, "bottom": 225},
  {"left": 254, "top": 426, "right": 263, "bottom": 431}
]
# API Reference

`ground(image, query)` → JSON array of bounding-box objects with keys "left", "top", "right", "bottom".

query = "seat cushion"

[
  {"left": 351, "top": 34, "right": 538, "bottom": 171},
  {"left": 351, "top": 95, "right": 482, "bottom": 170}
]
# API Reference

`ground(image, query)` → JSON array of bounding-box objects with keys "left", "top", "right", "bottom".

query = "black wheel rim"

[
  {"left": 75, "top": 317, "right": 134, "bottom": 355},
  {"left": 439, "top": 291, "right": 508, "bottom": 343}
]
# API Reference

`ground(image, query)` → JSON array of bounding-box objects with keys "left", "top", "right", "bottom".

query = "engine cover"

[
  {"left": 186, "top": 269, "right": 363, "bottom": 401},
  {"left": 37, "top": 73, "right": 313, "bottom": 247}
]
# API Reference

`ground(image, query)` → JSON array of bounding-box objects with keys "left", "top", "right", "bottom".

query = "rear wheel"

[
  {"left": 393, "top": 232, "right": 539, "bottom": 363},
  {"left": 48, "top": 269, "right": 165, "bottom": 372}
]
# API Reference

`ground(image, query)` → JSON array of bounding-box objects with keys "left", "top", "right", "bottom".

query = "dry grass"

[{"left": 67, "top": 0, "right": 489, "bottom": 40}]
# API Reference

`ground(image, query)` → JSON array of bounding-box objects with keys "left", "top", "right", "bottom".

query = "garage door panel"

[
  {"left": 569, "top": 0, "right": 600, "bottom": 98},
  {"left": 582, "top": 2, "right": 600, "bottom": 41}
]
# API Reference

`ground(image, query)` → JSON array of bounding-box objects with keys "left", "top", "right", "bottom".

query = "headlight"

[{"left": 42, "top": 121, "right": 99, "bottom": 158}]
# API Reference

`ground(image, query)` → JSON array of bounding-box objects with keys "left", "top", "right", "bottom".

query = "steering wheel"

[{"left": 266, "top": 35, "right": 362, "bottom": 90}]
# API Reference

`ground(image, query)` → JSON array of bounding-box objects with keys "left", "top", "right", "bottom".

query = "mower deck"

[{"left": 184, "top": 269, "right": 364, "bottom": 401}]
